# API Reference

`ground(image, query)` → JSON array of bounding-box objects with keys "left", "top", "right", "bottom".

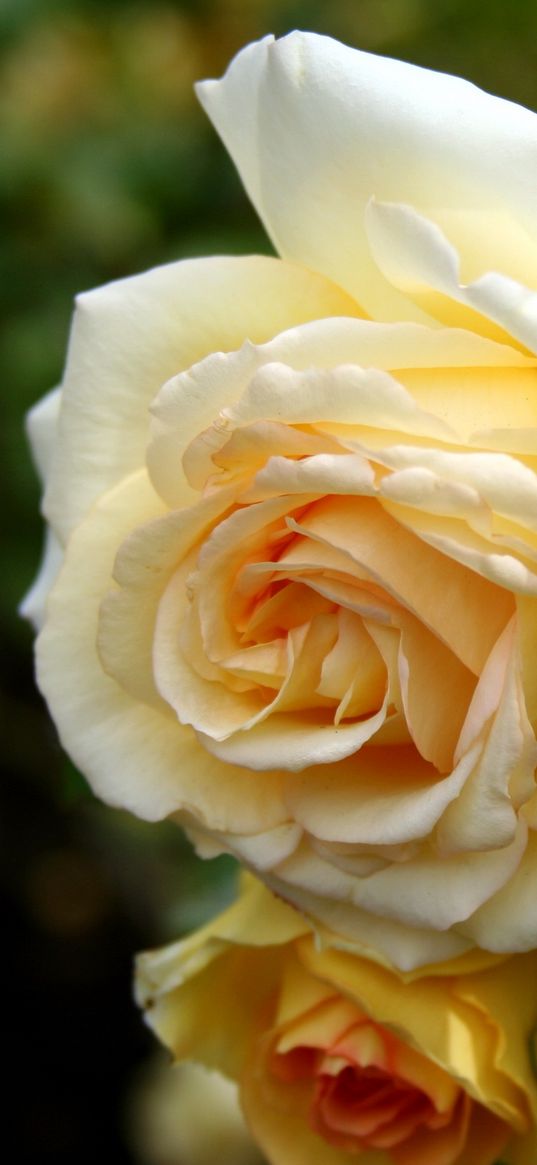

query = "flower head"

[
  {"left": 27, "top": 32, "right": 537, "bottom": 968},
  {"left": 137, "top": 876, "right": 537, "bottom": 1165}
]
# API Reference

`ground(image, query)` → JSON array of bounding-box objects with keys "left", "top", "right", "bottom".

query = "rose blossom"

[
  {"left": 25, "top": 32, "right": 537, "bottom": 969},
  {"left": 136, "top": 876, "right": 537, "bottom": 1165}
]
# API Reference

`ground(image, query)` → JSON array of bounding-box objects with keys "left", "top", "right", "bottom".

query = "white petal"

[
  {"left": 262, "top": 873, "right": 473, "bottom": 972},
  {"left": 25, "top": 386, "right": 62, "bottom": 486},
  {"left": 19, "top": 528, "right": 64, "bottom": 632},
  {"left": 21, "top": 388, "right": 64, "bottom": 630},
  {"left": 198, "top": 32, "right": 537, "bottom": 317}
]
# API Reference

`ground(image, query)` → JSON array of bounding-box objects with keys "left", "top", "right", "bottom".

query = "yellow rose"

[
  {"left": 136, "top": 876, "right": 537, "bottom": 1165},
  {"left": 26, "top": 32, "right": 537, "bottom": 968}
]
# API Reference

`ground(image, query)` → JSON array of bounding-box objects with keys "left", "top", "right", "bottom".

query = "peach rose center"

[
  {"left": 153, "top": 410, "right": 515, "bottom": 780},
  {"left": 271, "top": 1015, "right": 467, "bottom": 1161}
]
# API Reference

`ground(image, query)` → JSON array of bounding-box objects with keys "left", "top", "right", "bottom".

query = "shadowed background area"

[{"left": 3, "top": 0, "right": 537, "bottom": 1161}]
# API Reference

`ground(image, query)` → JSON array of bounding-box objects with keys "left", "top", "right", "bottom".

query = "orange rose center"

[{"left": 270, "top": 1015, "right": 467, "bottom": 1161}]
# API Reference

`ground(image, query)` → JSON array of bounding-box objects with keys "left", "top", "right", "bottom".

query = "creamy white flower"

[{"left": 28, "top": 33, "right": 537, "bottom": 970}]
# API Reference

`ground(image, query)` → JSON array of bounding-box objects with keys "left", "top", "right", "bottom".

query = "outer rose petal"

[
  {"left": 20, "top": 388, "right": 62, "bottom": 630},
  {"left": 36, "top": 470, "right": 291, "bottom": 829},
  {"left": 197, "top": 32, "right": 537, "bottom": 319},
  {"left": 43, "top": 254, "right": 360, "bottom": 543}
]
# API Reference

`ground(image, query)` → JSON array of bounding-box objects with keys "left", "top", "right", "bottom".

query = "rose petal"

[
  {"left": 366, "top": 198, "right": 537, "bottom": 351},
  {"left": 286, "top": 497, "right": 509, "bottom": 673},
  {"left": 37, "top": 470, "right": 289, "bottom": 831},
  {"left": 44, "top": 254, "right": 359, "bottom": 541},
  {"left": 198, "top": 33, "right": 537, "bottom": 317},
  {"left": 284, "top": 745, "right": 479, "bottom": 847}
]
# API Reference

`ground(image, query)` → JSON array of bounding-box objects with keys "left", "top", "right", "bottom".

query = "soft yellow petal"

[
  {"left": 45, "top": 255, "right": 360, "bottom": 541},
  {"left": 37, "top": 472, "right": 289, "bottom": 830},
  {"left": 197, "top": 33, "right": 537, "bottom": 319}
]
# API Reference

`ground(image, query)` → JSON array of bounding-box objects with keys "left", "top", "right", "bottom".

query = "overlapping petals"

[
  {"left": 136, "top": 876, "right": 537, "bottom": 1165},
  {"left": 28, "top": 33, "right": 537, "bottom": 969}
]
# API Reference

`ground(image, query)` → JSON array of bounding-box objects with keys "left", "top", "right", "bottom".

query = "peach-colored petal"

[
  {"left": 284, "top": 746, "right": 477, "bottom": 847},
  {"left": 286, "top": 496, "right": 509, "bottom": 673}
]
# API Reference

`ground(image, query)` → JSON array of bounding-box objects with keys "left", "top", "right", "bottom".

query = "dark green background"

[{"left": 4, "top": 1, "right": 537, "bottom": 1161}]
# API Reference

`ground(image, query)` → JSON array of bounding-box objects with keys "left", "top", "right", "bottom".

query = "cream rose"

[
  {"left": 136, "top": 876, "right": 537, "bottom": 1165},
  {"left": 27, "top": 31, "right": 537, "bottom": 969}
]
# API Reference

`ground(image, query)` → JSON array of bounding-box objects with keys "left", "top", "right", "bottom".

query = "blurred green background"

[{"left": 4, "top": 0, "right": 537, "bottom": 1161}]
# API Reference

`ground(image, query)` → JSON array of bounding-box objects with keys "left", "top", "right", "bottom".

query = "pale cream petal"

[
  {"left": 284, "top": 745, "right": 480, "bottom": 846},
  {"left": 152, "top": 495, "right": 311, "bottom": 737},
  {"left": 155, "top": 564, "right": 268, "bottom": 737},
  {"left": 200, "top": 695, "right": 389, "bottom": 772},
  {"left": 380, "top": 467, "right": 487, "bottom": 521},
  {"left": 226, "top": 362, "right": 454, "bottom": 442},
  {"left": 21, "top": 388, "right": 64, "bottom": 629},
  {"left": 374, "top": 443, "right": 537, "bottom": 531},
  {"left": 263, "top": 873, "right": 474, "bottom": 971},
  {"left": 44, "top": 255, "right": 359, "bottom": 541},
  {"left": 191, "top": 421, "right": 340, "bottom": 494},
  {"left": 366, "top": 199, "right": 537, "bottom": 349},
  {"left": 195, "top": 495, "right": 306, "bottom": 662},
  {"left": 438, "top": 629, "right": 537, "bottom": 855},
  {"left": 242, "top": 452, "right": 376, "bottom": 504},
  {"left": 98, "top": 489, "right": 234, "bottom": 706},
  {"left": 188, "top": 821, "right": 304, "bottom": 872},
  {"left": 37, "top": 470, "right": 288, "bottom": 830},
  {"left": 25, "top": 386, "right": 62, "bottom": 486},
  {"left": 274, "top": 822, "right": 528, "bottom": 931},
  {"left": 151, "top": 315, "right": 529, "bottom": 503},
  {"left": 19, "top": 527, "right": 64, "bottom": 632},
  {"left": 149, "top": 343, "right": 266, "bottom": 507},
  {"left": 253, "top": 316, "right": 532, "bottom": 371},
  {"left": 197, "top": 32, "right": 537, "bottom": 318},
  {"left": 459, "top": 831, "right": 537, "bottom": 952}
]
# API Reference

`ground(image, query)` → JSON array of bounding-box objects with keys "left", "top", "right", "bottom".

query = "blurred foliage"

[{"left": 4, "top": 2, "right": 537, "bottom": 1161}]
